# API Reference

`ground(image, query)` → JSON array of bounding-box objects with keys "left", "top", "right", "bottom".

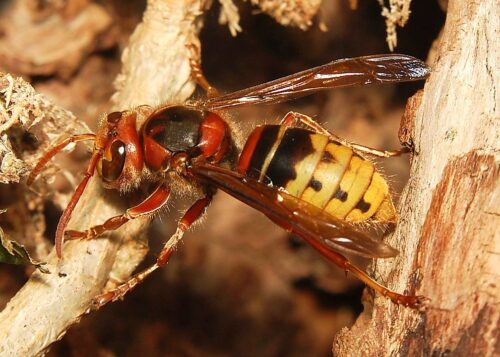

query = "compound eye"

[{"left": 100, "top": 140, "right": 126, "bottom": 182}]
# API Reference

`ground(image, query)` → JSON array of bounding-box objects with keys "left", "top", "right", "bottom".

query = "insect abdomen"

[{"left": 238, "top": 125, "right": 396, "bottom": 223}]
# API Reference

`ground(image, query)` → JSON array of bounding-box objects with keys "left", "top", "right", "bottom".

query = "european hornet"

[{"left": 28, "top": 54, "right": 430, "bottom": 309}]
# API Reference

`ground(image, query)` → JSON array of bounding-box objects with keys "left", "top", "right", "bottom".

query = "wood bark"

[{"left": 334, "top": 1, "right": 499, "bottom": 356}]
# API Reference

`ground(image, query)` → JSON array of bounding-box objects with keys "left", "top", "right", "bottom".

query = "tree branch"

[{"left": 0, "top": 1, "right": 208, "bottom": 355}]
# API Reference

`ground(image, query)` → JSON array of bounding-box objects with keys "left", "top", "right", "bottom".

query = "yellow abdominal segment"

[
  {"left": 373, "top": 196, "right": 397, "bottom": 223},
  {"left": 295, "top": 138, "right": 395, "bottom": 224},
  {"left": 345, "top": 171, "right": 392, "bottom": 222},
  {"left": 300, "top": 142, "right": 352, "bottom": 208},
  {"left": 284, "top": 134, "right": 329, "bottom": 197},
  {"left": 324, "top": 156, "right": 375, "bottom": 219}
]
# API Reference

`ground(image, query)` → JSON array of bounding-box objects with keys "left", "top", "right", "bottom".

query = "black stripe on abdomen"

[
  {"left": 265, "top": 128, "right": 315, "bottom": 188},
  {"left": 247, "top": 125, "right": 280, "bottom": 180}
]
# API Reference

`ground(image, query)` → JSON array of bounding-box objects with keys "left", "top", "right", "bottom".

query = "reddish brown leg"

[
  {"left": 280, "top": 111, "right": 331, "bottom": 134},
  {"left": 298, "top": 231, "right": 428, "bottom": 309},
  {"left": 92, "top": 195, "right": 213, "bottom": 310},
  {"left": 27, "top": 133, "right": 96, "bottom": 185},
  {"left": 187, "top": 43, "right": 219, "bottom": 98},
  {"left": 65, "top": 184, "right": 171, "bottom": 241},
  {"left": 280, "top": 111, "right": 409, "bottom": 158},
  {"left": 348, "top": 143, "right": 410, "bottom": 158}
]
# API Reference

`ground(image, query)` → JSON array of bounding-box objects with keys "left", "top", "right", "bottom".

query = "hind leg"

[{"left": 280, "top": 111, "right": 409, "bottom": 158}]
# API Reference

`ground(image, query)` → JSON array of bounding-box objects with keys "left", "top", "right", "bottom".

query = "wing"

[
  {"left": 190, "top": 162, "right": 398, "bottom": 259},
  {"left": 204, "top": 54, "right": 430, "bottom": 110}
]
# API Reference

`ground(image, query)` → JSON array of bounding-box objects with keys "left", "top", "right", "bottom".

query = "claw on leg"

[{"left": 92, "top": 227, "right": 183, "bottom": 310}]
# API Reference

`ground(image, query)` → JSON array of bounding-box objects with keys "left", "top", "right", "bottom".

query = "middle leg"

[{"left": 92, "top": 194, "right": 213, "bottom": 310}]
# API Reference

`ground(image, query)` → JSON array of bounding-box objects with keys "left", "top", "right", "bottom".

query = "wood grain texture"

[{"left": 334, "top": 0, "right": 499, "bottom": 355}]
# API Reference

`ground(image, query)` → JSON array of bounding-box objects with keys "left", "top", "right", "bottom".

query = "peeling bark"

[
  {"left": 334, "top": 1, "right": 499, "bottom": 356},
  {"left": 0, "top": 73, "right": 90, "bottom": 184}
]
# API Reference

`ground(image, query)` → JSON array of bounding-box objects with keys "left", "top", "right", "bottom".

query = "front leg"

[
  {"left": 65, "top": 183, "right": 171, "bottom": 241},
  {"left": 92, "top": 194, "right": 213, "bottom": 310}
]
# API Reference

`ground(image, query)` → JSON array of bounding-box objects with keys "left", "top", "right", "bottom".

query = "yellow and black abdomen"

[{"left": 237, "top": 125, "right": 396, "bottom": 224}]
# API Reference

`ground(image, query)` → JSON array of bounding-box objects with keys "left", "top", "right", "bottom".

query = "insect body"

[
  {"left": 238, "top": 125, "right": 396, "bottom": 224},
  {"left": 28, "top": 54, "right": 430, "bottom": 309}
]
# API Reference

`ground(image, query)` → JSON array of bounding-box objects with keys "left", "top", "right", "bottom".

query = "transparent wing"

[
  {"left": 191, "top": 162, "right": 398, "bottom": 259},
  {"left": 204, "top": 54, "right": 430, "bottom": 110}
]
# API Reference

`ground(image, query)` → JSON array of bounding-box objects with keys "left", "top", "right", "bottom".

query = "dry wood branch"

[
  {"left": 218, "top": 0, "right": 242, "bottom": 36},
  {"left": 0, "top": 1, "right": 207, "bottom": 355},
  {"left": 334, "top": 1, "right": 499, "bottom": 355}
]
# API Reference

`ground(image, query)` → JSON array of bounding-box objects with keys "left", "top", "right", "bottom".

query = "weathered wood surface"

[{"left": 334, "top": 1, "right": 499, "bottom": 355}]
